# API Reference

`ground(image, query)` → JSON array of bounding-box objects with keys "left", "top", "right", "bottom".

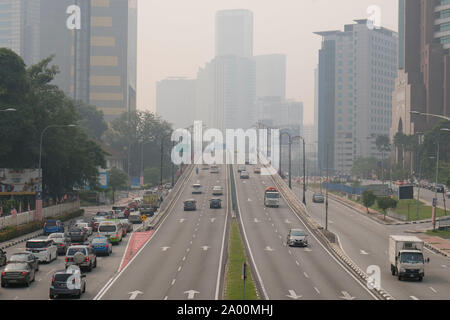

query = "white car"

[
  {"left": 25, "top": 238, "right": 58, "bottom": 263},
  {"left": 212, "top": 186, "right": 223, "bottom": 195},
  {"left": 75, "top": 222, "right": 93, "bottom": 236}
]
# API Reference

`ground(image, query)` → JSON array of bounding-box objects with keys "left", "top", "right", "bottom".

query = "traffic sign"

[{"left": 141, "top": 214, "right": 147, "bottom": 222}]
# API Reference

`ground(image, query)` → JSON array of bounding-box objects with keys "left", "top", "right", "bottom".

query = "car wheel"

[
  {"left": 36, "top": 264, "right": 39, "bottom": 272},
  {"left": 93, "top": 258, "right": 97, "bottom": 268},
  {"left": 1, "top": 281, "right": 6, "bottom": 288},
  {"left": 87, "top": 264, "right": 92, "bottom": 272},
  {"left": 25, "top": 278, "right": 30, "bottom": 287},
  {"left": 83, "top": 283, "right": 86, "bottom": 293},
  {"left": 49, "top": 293, "right": 55, "bottom": 299}
]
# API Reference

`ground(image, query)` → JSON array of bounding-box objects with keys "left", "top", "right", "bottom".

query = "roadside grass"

[
  {"left": 426, "top": 229, "right": 450, "bottom": 239},
  {"left": 225, "top": 221, "right": 258, "bottom": 300},
  {"left": 329, "top": 190, "right": 448, "bottom": 221}
]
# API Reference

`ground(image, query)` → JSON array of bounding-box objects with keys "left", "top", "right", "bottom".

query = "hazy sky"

[{"left": 136, "top": 0, "right": 398, "bottom": 125}]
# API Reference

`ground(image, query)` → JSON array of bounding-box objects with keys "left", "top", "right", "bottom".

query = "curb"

[
  {"left": 423, "top": 242, "right": 450, "bottom": 258},
  {"left": 0, "top": 231, "right": 44, "bottom": 250}
]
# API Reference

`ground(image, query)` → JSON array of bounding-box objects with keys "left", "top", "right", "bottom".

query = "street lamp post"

[
  {"left": 432, "top": 128, "right": 450, "bottom": 230},
  {"left": 325, "top": 142, "right": 329, "bottom": 231}
]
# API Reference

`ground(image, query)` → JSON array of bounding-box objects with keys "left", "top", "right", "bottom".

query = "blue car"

[
  {"left": 90, "top": 237, "right": 112, "bottom": 256},
  {"left": 43, "top": 220, "right": 65, "bottom": 235}
]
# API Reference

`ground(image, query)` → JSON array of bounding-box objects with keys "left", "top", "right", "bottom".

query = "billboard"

[
  {"left": 0, "top": 169, "right": 42, "bottom": 195},
  {"left": 98, "top": 170, "right": 109, "bottom": 189},
  {"left": 130, "top": 177, "right": 141, "bottom": 189},
  {"left": 398, "top": 185, "right": 414, "bottom": 200}
]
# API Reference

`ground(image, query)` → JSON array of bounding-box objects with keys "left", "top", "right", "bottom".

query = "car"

[
  {"left": 254, "top": 167, "right": 261, "bottom": 174},
  {"left": 192, "top": 183, "right": 202, "bottom": 194},
  {"left": 209, "top": 198, "right": 222, "bottom": 209},
  {"left": 237, "top": 165, "right": 246, "bottom": 173},
  {"left": 0, "top": 249, "right": 6, "bottom": 267},
  {"left": 75, "top": 222, "right": 93, "bottom": 236},
  {"left": 92, "top": 217, "right": 106, "bottom": 232},
  {"left": 90, "top": 236, "right": 112, "bottom": 256},
  {"left": 96, "top": 211, "right": 110, "bottom": 218},
  {"left": 312, "top": 192, "right": 325, "bottom": 203},
  {"left": 48, "top": 233, "right": 70, "bottom": 255},
  {"left": 25, "top": 238, "right": 58, "bottom": 263},
  {"left": 49, "top": 265, "right": 86, "bottom": 299},
  {"left": 212, "top": 186, "right": 223, "bottom": 195},
  {"left": 210, "top": 165, "right": 219, "bottom": 173},
  {"left": 43, "top": 219, "right": 65, "bottom": 235},
  {"left": 68, "top": 226, "right": 88, "bottom": 243},
  {"left": 436, "top": 184, "right": 445, "bottom": 193},
  {"left": 240, "top": 171, "right": 249, "bottom": 179},
  {"left": 287, "top": 229, "right": 309, "bottom": 247},
  {"left": 65, "top": 245, "right": 97, "bottom": 272},
  {"left": 119, "top": 219, "right": 133, "bottom": 233},
  {"left": 128, "top": 212, "right": 142, "bottom": 224},
  {"left": 140, "top": 205, "right": 156, "bottom": 217},
  {"left": 184, "top": 199, "right": 197, "bottom": 211},
  {"left": 98, "top": 220, "right": 123, "bottom": 245},
  {"left": 7, "top": 252, "right": 39, "bottom": 272},
  {"left": 1, "top": 262, "right": 35, "bottom": 287}
]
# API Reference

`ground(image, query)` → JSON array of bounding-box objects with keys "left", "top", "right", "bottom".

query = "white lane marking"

[
  {"left": 264, "top": 246, "right": 274, "bottom": 252},
  {"left": 210, "top": 218, "right": 216, "bottom": 223},
  {"left": 410, "top": 296, "right": 419, "bottom": 300},
  {"left": 340, "top": 291, "right": 355, "bottom": 300},
  {"left": 201, "top": 246, "right": 210, "bottom": 251},
  {"left": 360, "top": 250, "right": 369, "bottom": 255},
  {"left": 429, "top": 287, "right": 437, "bottom": 293},
  {"left": 295, "top": 260, "right": 300, "bottom": 266},
  {"left": 184, "top": 290, "right": 199, "bottom": 299},
  {"left": 161, "top": 246, "right": 170, "bottom": 251},
  {"left": 248, "top": 198, "right": 252, "bottom": 202},
  {"left": 275, "top": 229, "right": 278, "bottom": 233},
  {"left": 254, "top": 218, "right": 260, "bottom": 223},
  {"left": 285, "top": 219, "right": 291, "bottom": 224},
  {"left": 279, "top": 235, "right": 282, "bottom": 239},
  {"left": 128, "top": 290, "right": 143, "bottom": 300},
  {"left": 286, "top": 290, "right": 302, "bottom": 299},
  {"left": 178, "top": 266, "right": 182, "bottom": 272},
  {"left": 314, "top": 287, "right": 321, "bottom": 295},
  {"left": 304, "top": 248, "right": 312, "bottom": 252},
  {"left": 303, "top": 272, "right": 309, "bottom": 278},
  {"left": 186, "top": 248, "right": 190, "bottom": 252},
  {"left": 171, "top": 279, "right": 176, "bottom": 286},
  {"left": 442, "top": 265, "right": 450, "bottom": 268},
  {"left": 190, "top": 240, "right": 193, "bottom": 245},
  {"left": 179, "top": 219, "right": 186, "bottom": 223},
  {"left": 182, "top": 256, "right": 186, "bottom": 261},
  {"left": 288, "top": 250, "right": 292, "bottom": 255},
  {"left": 164, "top": 296, "right": 168, "bottom": 300},
  {"left": 193, "top": 234, "right": 196, "bottom": 238}
]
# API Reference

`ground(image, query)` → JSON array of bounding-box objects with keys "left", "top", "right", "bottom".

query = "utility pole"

[{"left": 325, "top": 142, "right": 329, "bottom": 231}]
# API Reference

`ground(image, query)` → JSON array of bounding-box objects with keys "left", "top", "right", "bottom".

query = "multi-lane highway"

[
  {"left": 294, "top": 185, "right": 450, "bottom": 300},
  {"left": 96, "top": 164, "right": 229, "bottom": 300},
  {"left": 233, "top": 166, "right": 376, "bottom": 300}
]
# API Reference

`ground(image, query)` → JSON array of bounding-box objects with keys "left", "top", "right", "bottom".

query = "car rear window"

[
  {"left": 45, "top": 220, "right": 57, "bottom": 226},
  {"left": 99, "top": 225, "right": 117, "bottom": 232},
  {"left": 67, "top": 247, "right": 87, "bottom": 256},
  {"left": 26, "top": 241, "right": 48, "bottom": 249},
  {"left": 9, "top": 254, "right": 29, "bottom": 262},
  {"left": 5, "top": 263, "right": 28, "bottom": 271},
  {"left": 54, "top": 274, "right": 72, "bottom": 282}
]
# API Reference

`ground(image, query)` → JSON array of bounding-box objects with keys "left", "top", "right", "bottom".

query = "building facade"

[
  {"left": 215, "top": 9, "right": 253, "bottom": 58},
  {"left": 316, "top": 20, "right": 398, "bottom": 175},
  {"left": 253, "top": 54, "right": 286, "bottom": 100}
]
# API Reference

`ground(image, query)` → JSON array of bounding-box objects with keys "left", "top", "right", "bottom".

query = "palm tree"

[{"left": 376, "top": 135, "right": 391, "bottom": 183}]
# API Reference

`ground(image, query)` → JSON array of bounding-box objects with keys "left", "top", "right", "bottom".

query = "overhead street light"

[
  {"left": 410, "top": 111, "right": 450, "bottom": 121},
  {"left": 0, "top": 108, "right": 16, "bottom": 112}
]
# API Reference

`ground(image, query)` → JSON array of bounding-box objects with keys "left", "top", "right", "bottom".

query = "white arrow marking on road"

[
  {"left": 429, "top": 287, "right": 437, "bottom": 293},
  {"left": 286, "top": 290, "right": 302, "bottom": 299},
  {"left": 254, "top": 218, "right": 260, "bottom": 223},
  {"left": 161, "top": 247, "right": 170, "bottom": 251},
  {"left": 264, "top": 246, "right": 274, "bottom": 252},
  {"left": 285, "top": 219, "right": 291, "bottom": 224},
  {"left": 442, "top": 265, "right": 449, "bottom": 268},
  {"left": 179, "top": 219, "right": 186, "bottom": 223},
  {"left": 184, "top": 290, "right": 199, "bottom": 300},
  {"left": 360, "top": 250, "right": 369, "bottom": 255},
  {"left": 340, "top": 291, "right": 356, "bottom": 300},
  {"left": 128, "top": 290, "right": 143, "bottom": 300},
  {"left": 210, "top": 218, "right": 216, "bottom": 223},
  {"left": 410, "top": 296, "right": 419, "bottom": 300},
  {"left": 248, "top": 198, "right": 252, "bottom": 202},
  {"left": 304, "top": 248, "right": 312, "bottom": 252},
  {"left": 201, "top": 246, "right": 210, "bottom": 251}
]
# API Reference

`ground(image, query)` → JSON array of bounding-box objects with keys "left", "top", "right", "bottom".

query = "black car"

[
  {"left": 50, "top": 266, "right": 86, "bottom": 299},
  {"left": 68, "top": 227, "right": 88, "bottom": 243},
  {"left": 209, "top": 198, "right": 222, "bottom": 209},
  {"left": 183, "top": 200, "right": 197, "bottom": 211},
  {"left": 1, "top": 262, "right": 35, "bottom": 287},
  {"left": 8, "top": 252, "right": 39, "bottom": 272},
  {"left": 0, "top": 249, "right": 6, "bottom": 267}
]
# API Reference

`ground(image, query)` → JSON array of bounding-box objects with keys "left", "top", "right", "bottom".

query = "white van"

[{"left": 98, "top": 220, "right": 123, "bottom": 245}]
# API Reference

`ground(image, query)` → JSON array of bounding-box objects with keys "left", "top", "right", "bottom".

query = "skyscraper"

[
  {"left": 215, "top": 9, "right": 253, "bottom": 58},
  {"left": 253, "top": 54, "right": 286, "bottom": 100},
  {"left": 391, "top": 0, "right": 450, "bottom": 169},
  {"left": 316, "top": 20, "right": 398, "bottom": 175}
]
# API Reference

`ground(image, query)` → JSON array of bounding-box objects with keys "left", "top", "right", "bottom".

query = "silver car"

[{"left": 287, "top": 229, "right": 308, "bottom": 247}]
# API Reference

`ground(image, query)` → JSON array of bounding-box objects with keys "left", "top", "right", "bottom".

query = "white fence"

[{"left": 0, "top": 200, "right": 80, "bottom": 230}]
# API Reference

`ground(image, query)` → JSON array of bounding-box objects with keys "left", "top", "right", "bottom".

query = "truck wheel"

[
  {"left": 418, "top": 277, "right": 423, "bottom": 282},
  {"left": 49, "top": 293, "right": 55, "bottom": 299},
  {"left": 398, "top": 275, "right": 402, "bottom": 281},
  {"left": 391, "top": 266, "right": 395, "bottom": 276}
]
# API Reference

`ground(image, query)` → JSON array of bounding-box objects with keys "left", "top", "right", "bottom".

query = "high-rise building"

[
  {"left": 253, "top": 54, "right": 286, "bottom": 100},
  {"left": 0, "top": 0, "right": 40, "bottom": 66},
  {"left": 215, "top": 9, "right": 253, "bottom": 58},
  {"left": 156, "top": 77, "right": 196, "bottom": 130},
  {"left": 391, "top": 0, "right": 450, "bottom": 169},
  {"left": 316, "top": 20, "right": 398, "bottom": 175}
]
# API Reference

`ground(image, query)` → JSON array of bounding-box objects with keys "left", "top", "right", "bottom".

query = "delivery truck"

[
  {"left": 389, "top": 235, "right": 429, "bottom": 281},
  {"left": 264, "top": 187, "right": 280, "bottom": 207}
]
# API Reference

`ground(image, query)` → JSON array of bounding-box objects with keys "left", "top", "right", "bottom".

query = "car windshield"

[
  {"left": 5, "top": 263, "right": 28, "bottom": 271},
  {"left": 99, "top": 225, "right": 117, "bottom": 232},
  {"left": 67, "top": 247, "right": 87, "bottom": 256},
  {"left": 400, "top": 252, "right": 424, "bottom": 264},
  {"left": 291, "top": 230, "right": 306, "bottom": 237},
  {"left": 26, "top": 241, "right": 48, "bottom": 249},
  {"left": 266, "top": 193, "right": 280, "bottom": 199},
  {"left": 45, "top": 220, "right": 57, "bottom": 226},
  {"left": 9, "top": 254, "right": 30, "bottom": 262}
]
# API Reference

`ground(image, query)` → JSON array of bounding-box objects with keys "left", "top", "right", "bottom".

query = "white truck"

[
  {"left": 389, "top": 235, "right": 429, "bottom": 281},
  {"left": 264, "top": 187, "right": 280, "bottom": 207}
]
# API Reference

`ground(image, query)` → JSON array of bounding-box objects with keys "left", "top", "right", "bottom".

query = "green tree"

[
  {"left": 446, "top": 176, "right": 450, "bottom": 189},
  {"left": 361, "top": 190, "right": 376, "bottom": 213},
  {"left": 144, "top": 167, "right": 160, "bottom": 187},
  {"left": 109, "top": 167, "right": 129, "bottom": 204},
  {"left": 376, "top": 197, "right": 398, "bottom": 220},
  {"left": 75, "top": 102, "right": 108, "bottom": 142}
]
